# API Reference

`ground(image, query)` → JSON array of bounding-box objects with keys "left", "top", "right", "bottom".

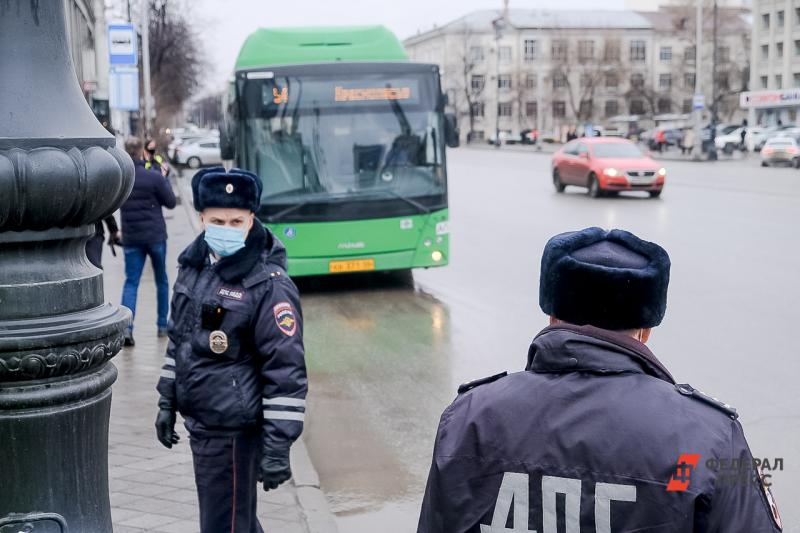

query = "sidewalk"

[{"left": 101, "top": 179, "right": 331, "bottom": 532}]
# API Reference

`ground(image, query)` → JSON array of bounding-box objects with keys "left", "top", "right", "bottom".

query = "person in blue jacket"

[
  {"left": 155, "top": 167, "right": 307, "bottom": 533},
  {"left": 418, "top": 227, "right": 782, "bottom": 533}
]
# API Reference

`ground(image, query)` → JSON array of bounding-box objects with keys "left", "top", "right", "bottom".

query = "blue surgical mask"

[{"left": 204, "top": 223, "right": 246, "bottom": 257}]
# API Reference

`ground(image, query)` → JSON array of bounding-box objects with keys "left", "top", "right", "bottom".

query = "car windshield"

[
  {"left": 237, "top": 71, "right": 445, "bottom": 210},
  {"left": 767, "top": 139, "right": 794, "bottom": 146},
  {"left": 591, "top": 143, "right": 644, "bottom": 158}
]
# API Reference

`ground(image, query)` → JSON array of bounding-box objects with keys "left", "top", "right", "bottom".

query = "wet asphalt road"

[{"left": 300, "top": 147, "right": 800, "bottom": 532}]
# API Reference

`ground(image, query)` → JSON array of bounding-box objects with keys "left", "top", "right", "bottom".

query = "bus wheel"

[
  {"left": 553, "top": 169, "right": 566, "bottom": 193},
  {"left": 187, "top": 157, "right": 202, "bottom": 169},
  {"left": 588, "top": 174, "right": 602, "bottom": 198}
]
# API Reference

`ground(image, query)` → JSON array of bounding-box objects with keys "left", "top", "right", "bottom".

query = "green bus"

[{"left": 221, "top": 26, "right": 458, "bottom": 277}]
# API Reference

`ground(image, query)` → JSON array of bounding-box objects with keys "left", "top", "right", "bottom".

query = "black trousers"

[
  {"left": 190, "top": 432, "right": 264, "bottom": 533},
  {"left": 86, "top": 232, "right": 104, "bottom": 269}
]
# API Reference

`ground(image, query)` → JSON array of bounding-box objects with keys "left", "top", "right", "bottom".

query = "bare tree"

[
  {"left": 189, "top": 93, "right": 224, "bottom": 129},
  {"left": 148, "top": 0, "right": 205, "bottom": 130},
  {"left": 449, "top": 24, "right": 486, "bottom": 142}
]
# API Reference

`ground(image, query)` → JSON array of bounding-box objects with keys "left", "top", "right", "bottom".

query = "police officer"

[
  {"left": 418, "top": 227, "right": 782, "bottom": 532},
  {"left": 155, "top": 167, "right": 307, "bottom": 533},
  {"left": 144, "top": 138, "right": 169, "bottom": 176}
]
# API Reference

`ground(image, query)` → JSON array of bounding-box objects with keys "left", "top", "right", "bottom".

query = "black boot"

[{"left": 124, "top": 330, "right": 135, "bottom": 347}]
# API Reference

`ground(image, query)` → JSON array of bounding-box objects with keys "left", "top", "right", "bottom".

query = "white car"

[
  {"left": 174, "top": 137, "right": 222, "bottom": 168},
  {"left": 760, "top": 136, "right": 800, "bottom": 167}
]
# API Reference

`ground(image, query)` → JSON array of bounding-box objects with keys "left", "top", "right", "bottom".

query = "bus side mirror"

[
  {"left": 444, "top": 113, "right": 460, "bottom": 148},
  {"left": 220, "top": 122, "right": 236, "bottom": 161}
]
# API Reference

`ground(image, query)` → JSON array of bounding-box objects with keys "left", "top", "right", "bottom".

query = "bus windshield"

[{"left": 237, "top": 70, "right": 446, "bottom": 219}]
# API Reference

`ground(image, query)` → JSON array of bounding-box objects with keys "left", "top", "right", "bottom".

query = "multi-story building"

[
  {"left": 744, "top": 0, "right": 800, "bottom": 124},
  {"left": 405, "top": 6, "right": 750, "bottom": 142}
]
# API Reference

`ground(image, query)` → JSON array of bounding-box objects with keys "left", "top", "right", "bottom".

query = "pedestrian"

[
  {"left": 654, "top": 128, "right": 667, "bottom": 152},
  {"left": 418, "top": 227, "right": 782, "bottom": 532},
  {"left": 683, "top": 127, "right": 695, "bottom": 156},
  {"left": 86, "top": 214, "right": 121, "bottom": 269},
  {"left": 741, "top": 119, "right": 749, "bottom": 152},
  {"left": 119, "top": 137, "right": 177, "bottom": 346},
  {"left": 144, "top": 137, "right": 170, "bottom": 176},
  {"left": 155, "top": 167, "right": 307, "bottom": 533}
]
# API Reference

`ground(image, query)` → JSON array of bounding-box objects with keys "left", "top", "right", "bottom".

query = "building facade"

[
  {"left": 405, "top": 7, "right": 750, "bottom": 142},
  {"left": 745, "top": 0, "right": 800, "bottom": 124}
]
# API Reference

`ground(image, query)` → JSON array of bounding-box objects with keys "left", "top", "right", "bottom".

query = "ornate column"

[{"left": 0, "top": 2, "right": 134, "bottom": 531}]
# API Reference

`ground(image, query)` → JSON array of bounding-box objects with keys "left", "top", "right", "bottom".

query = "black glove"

[
  {"left": 155, "top": 408, "right": 180, "bottom": 449},
  {"left": 258, "top": 448, "right": 292, "bottom": 491}
]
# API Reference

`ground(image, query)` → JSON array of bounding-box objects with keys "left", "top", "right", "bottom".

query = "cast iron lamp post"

[{"left": 0, "top": 2, "right": 134, "bottom": 531}]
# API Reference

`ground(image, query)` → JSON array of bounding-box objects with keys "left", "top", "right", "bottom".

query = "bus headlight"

[
  {"left": 604, "top": 168, "right": 620, "bottom": 177},
  {"left": 657, "top": 167, "right": 667, "bottom": 177},
  {"left": 424, "top": 239, "right": 432, "bottom": 247},
  {"left": 431, "top": 251, "right": 443, "bottom": 262}
]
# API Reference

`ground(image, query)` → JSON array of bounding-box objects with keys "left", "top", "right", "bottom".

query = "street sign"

[
  {"left": 692, "top": 93, "right": 705, "bottom": 111},
  {"left": 108, "top": 24, "right": 137, "bottom": 65},
  {"left": 110, "top": 66, "right": 139, "bottom": 111}
]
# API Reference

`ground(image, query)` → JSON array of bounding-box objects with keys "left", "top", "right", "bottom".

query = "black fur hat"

[
  {"left": 539, "top": 227, "right": 671, "bottom": 330},
  {"left": 191, "top": 167, "right": 262, "bottom": 212}
]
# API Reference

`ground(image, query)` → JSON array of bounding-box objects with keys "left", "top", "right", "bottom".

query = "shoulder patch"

[
  {"left": 273, "top": 302, "right": 297, "bottom": 337},
  {"left": 675, "top": 383, "right": 738, "bottom": 419},
  {"left": 458, "top": 371, "right": 508, "bottom": 394}
]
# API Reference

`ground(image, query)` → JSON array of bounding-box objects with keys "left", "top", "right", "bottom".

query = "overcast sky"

[{"left": 190, "top": 0, "right": 628, "bottom": 94}]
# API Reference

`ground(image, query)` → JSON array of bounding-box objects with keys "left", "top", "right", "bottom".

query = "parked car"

[
  {"left": 487, "top": 131, "right": 523, "bottom": 145},
  {"left": 647, "top": 128, "right": 683, "bottom": 150},
  {"left": 715, "top": 127, "right": 746, "bottom": 153},
  {"left": 174, "top": 137, "right": 222, "bottom": 168},
  {"left": 551, "top": 137, "right": 666, "bottom": 198},
  {"left": 760, "top": 137, "right": 800, "bottom": 167}
]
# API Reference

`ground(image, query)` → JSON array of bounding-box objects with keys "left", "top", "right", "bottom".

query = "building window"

[
  {"left": 524, "top": 39, "right": 537, "bottom": 61},
  {"left": 778, "top": 10, "right": 785, "bottom": 27},
  {"left": 579, "top": 100, "right": 593, "bottom": 117},
  {"left": 657, "top": 98, "right": 671, "bottom": 113},
  {"left": 498, "top": 74, "right": 512, "bottom": 90},
  {"left": 660, "top": 46, "right": 672, "bottom": 62},
  {"left": 499, "top": 46, "right": 512, "bottom": 63},
  {"left": 630, "top": 99, "right": 645, "bottom": 114},
  {"left": 498, "top": 102, "right": 513, "bottom": 117},
  {"left": 525, "top": 101, "right": 537, "bottom": 117},
  {"left": 684, "top": 72, "right": 696, "bottom": 89},
  {"left": 760, "top": 75, "right": 768, "bottom": 89},
  {"left": 794, "top": 73, "right": 800, "bottom": 87},
  {"left": 630, "top": 72, "right": 645, "bottom": 89},
  {"left": 604, "top": 40, "right": 621, "bottom": 61},
  {"left": 762, "top": 13, "right": 770, "bottom": 29},
  {"left": 605, "top": 100, "right": 619, "bottom": 117},
  {"left": 525, "top": 74, "right": 537, "bottom": 89},
  {"left": 553, "top": 101, "right": 566, "bottom": 118},
  {"left": 776, "top": 74, "right": 783, "bottom": 89},
  {"left": 795, "top": 40, "right": 800, "bottom": 56},
  {"left": 471, "top": 75, "right": 485, "bottom": 92},
  {"left": 470, "top": 46, "right": 484, "bottom": 62},
  {"left": 470, "top": 102, "right": 485, "bottom": 118},
  {"left": 659, "top": 73, "right": 672, "bottom": 90},
  {"left": 762, "top": 44, "right": 769, "bottom": 60},
  {"left": 606, "top": 72, "right": 619, "bottom": 88},
  {"left": 685, "top": 46, "right": 696, "bottom": 63},
  {"left": 578, "top": 40, "right": 595, "bottom": 61},
  {"left": 777, "top": 42, "right": 784, "bottom": 58},
  {"left": 717, "top": 46, "right": 729, "bottom": 63},
  {"left": 682, "top": 99, "right": 692, "bottom": 113},
  {"left": 552, "top": 39, "right": 568, "bottom": 60},
  {"left": 469, "top": 130, "right": 485, "bottom": 141},
  {"left": 580, "top": 73, "right": 593, "bottom": 88},
  {"left": 796, "top": 8, "right": 800, "bottom": 25},
  {"left": 553, "top": 72, "right": 568, "bottom": 89},
  {"left": 630, "top": 40, "right": 646, "bottom": 62}
]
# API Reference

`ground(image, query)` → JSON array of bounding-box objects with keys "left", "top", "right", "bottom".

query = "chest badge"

[
  {"left": 273, "top": 302, "right": 297, "bottom": 337},
  {"left": 209, "top": 330, "right": 229, "bottom": 354}
]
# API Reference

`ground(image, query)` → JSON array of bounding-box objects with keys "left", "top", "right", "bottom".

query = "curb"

[{"left": 174, "top": 172, "right": 339, "bottom": 533}]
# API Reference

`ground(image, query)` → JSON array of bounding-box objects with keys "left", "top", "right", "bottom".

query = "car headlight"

[
  {"left": 604, "top": 168, "right": 620, "bottom": 177},
  {"left": 657, "top": 167, "right": 667, "bottom": 177}
]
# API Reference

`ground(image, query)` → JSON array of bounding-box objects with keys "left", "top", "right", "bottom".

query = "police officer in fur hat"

[
  {"left": 155, "top": 167, "right": 307, "bottom": 533},
  {"left": 418, "top": 227, "right": 782, "bottom": 532}
]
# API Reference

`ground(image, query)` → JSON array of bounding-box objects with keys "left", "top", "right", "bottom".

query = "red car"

[{"left": 551, "top": 137, "right": 666, "bottom": 198}]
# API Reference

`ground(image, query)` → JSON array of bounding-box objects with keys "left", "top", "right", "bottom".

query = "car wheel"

[
  {"left": 552, "top": 168, "right": 566, "bottom": 193},
  {"left": 761, "top": 161, "right": 769, "bottom": 167},
  {"left": 649, "top": 190, "right": 662, "bottom": 199},
  {"left": 723, "top": 143, "right": 735, "bottom": 155},
  {"left": 187, "top": 156, "right": 202, "bottom": 169},
  {"left": 588, "top": 173, "right": 602, "bottom": 198}
]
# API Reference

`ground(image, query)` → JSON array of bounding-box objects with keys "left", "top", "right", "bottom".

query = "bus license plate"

[{"left": 329, "top": 259, "right": 375, "bottom": 273}]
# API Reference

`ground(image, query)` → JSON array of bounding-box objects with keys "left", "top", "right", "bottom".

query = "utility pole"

[
  {"left": 708, "top": 0, "right": 719, "bottom": 160},
  {"left": 692, "top": 0, "right": 703, "bottom": 160},
  {"left": 141, "top": 0, "right": 153, "bottom": 137},
  {"left": 492, "top": 0, "right": 509, "bottom": 149}
]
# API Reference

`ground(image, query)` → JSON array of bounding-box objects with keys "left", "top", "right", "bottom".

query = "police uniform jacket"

[
  {"left": 157, "top": 223, "right": 307, "bottom": 453},
  {"left": 418, "top": 323, "right": 781, "bottom": 532}
]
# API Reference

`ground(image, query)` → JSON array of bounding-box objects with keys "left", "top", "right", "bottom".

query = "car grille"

[{"left": 626, "top": 170, "right": 656, "bottom": 178}]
